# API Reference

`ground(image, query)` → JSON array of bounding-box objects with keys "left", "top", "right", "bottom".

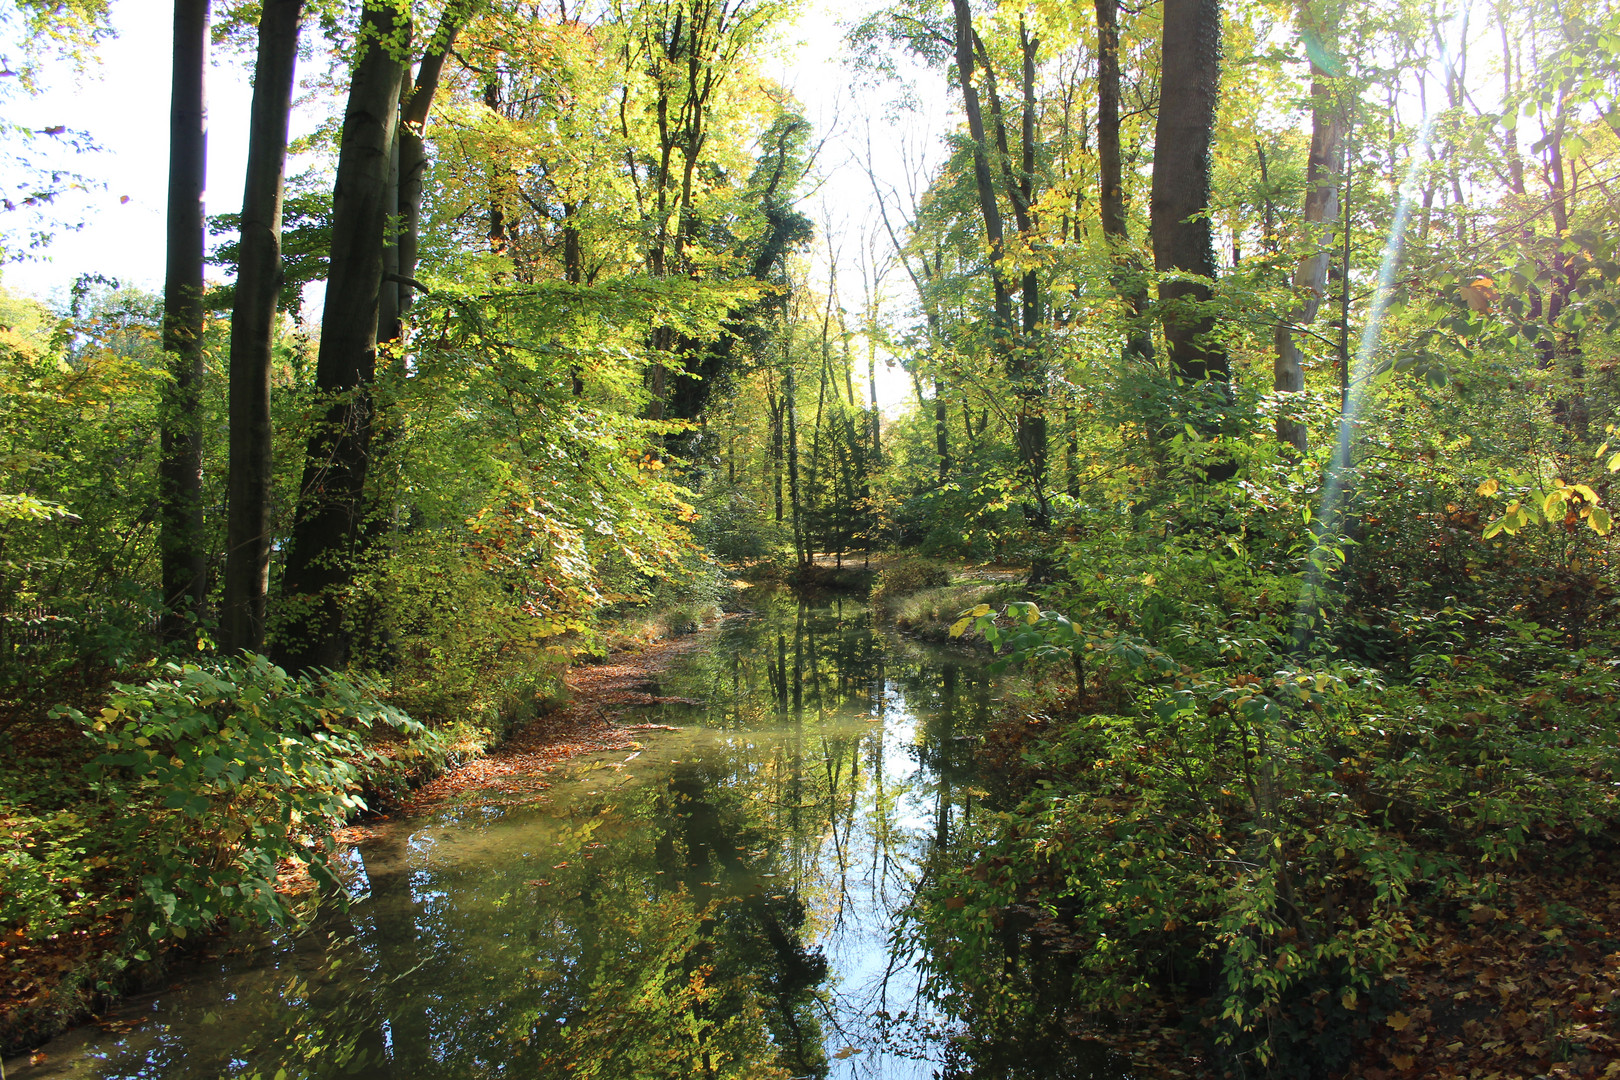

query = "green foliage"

[
  {"left": 51, "top": 656, "right": 446, "bottom": 942},
  {"left": 0, "top": 282, "right": 185, "bottom": 687},
  {"left": 917, "top": 620, "right": 1620, "bottom": 1070},
  {"left": 0, "top": 800, "right": 97, "bottom": 940},
  {"left": 870, "top": 556, "right": 951, "bottom": 599},
  {"left": 952, "top": 599, "right": 1173, "bottom": 693}
]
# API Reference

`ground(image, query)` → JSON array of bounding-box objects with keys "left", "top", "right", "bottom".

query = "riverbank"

[
  {"left": 0, "top": 618, "right": 735, "bottom": 1058},
  {"left": 359, "top": 616, "right": 736, "bottom": 820},
  {"left": 920, "top": 633, "right": 1620, "bottom": 1079}
]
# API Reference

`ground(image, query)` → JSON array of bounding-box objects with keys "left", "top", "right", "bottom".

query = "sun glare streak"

[{"left": 1292, "top": 9, "right": 1467, "bottom": 652}]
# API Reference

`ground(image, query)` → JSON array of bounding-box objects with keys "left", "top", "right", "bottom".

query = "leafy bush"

[
  {"left": 914, "top": 626, "right": 1620, "bottom": 1074},
  {"left": 0, "top": 804, "right": 97, "bottom": 941},
  {"left": 50, "top": 655, "right": 447, "bottom": 943},
  {"left": 871, "top": 557, "right": 952, "bottom": 599}
]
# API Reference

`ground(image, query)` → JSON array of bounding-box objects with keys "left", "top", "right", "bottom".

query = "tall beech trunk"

[
  {"left": 363, "top": 13, "right": 462, "bottom": 590},
  {"left": 275, "top": 0, "right": 409, "bottom": 674},
  {"left": 223, "top": 0, "right": 303, "bottom": 655},
  {"left": 952, "top": 0, "right": 1047, "bottom": 512},
  {"left": 1095, "top": 0, "right": 1153, "bottom": 364},
  {"left": 1273, "top": 59, "right": 1346, "bottom": 454},
  {"left": 159, "top": 0, "right": 209, "bottom": 641},
  {"left": 1152, "top": 0, "right": 1230, "bottom": 400},
  {"left": 386, "top": 15, "right": 460, "bottom": 346},
  {"left": 950, "top": 0, "right": 1011, "bottom": 337},
  {"left": 867, "top": 342, "right": 881, "bottom": 462}
]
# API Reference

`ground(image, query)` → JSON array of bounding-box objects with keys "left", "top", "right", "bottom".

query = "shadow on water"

[{"left": 9, "top": 593, "right": 1130, "bottom": 1080}]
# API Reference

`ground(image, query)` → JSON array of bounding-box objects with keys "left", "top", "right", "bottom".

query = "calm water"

[{"left": 9, "top": 596, "right": 1125, "bottom": 1079}]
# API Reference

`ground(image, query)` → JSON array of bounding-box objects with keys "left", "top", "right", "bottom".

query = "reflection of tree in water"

[
  {"left": 87, "top": 595, "right": 1113, "bottom": 1080},
  {"left": 654, "top": 761, "right": 830, "bottom": 1078},
  {"left": 323, "top": 749, "right": 839, "bottom": 1078}
]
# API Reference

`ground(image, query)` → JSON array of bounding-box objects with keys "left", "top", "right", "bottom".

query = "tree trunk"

[
  {"left": 389, "top": 14, "right": 460, "bottom": 341},
  {"left": 159, "top": 0, "right": 209, "bottom": 642},
  {"left": 1273, "top": 58, "right": 1346, "bottom": 455},
  {"left": 768, "top": 388, "right": 784, "bottom": 523},
  {"left": 1095, "top": 0, "right": 1154, "bottom": 365},
  {"left": 223, "top": 0, "right": 303, "bottom": 656},
  {"left": 786, "top": 357, "right": 805, "bottom": 567},
  {"left": 867, "top": 341, "right": 881, "bottom": 462},
  {"left": 1152, "top": 0, "right": 1230, "bottom": 405},
  {"left": 950, "top": 0, "right": 1013, "bottom": 341},
  {"left": 275, "top": 0, "right": 409, "bottom": 674}
]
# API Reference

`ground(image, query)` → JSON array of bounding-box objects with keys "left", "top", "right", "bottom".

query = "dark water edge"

[{"left": 6, "top": 596, "right": 1131, "bottom": 1080}]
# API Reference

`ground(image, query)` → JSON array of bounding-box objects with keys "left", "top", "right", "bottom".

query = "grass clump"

[
  {"left": 886, "top": 582, "right": 1010, "bottom": 639},
  {"left": 870, "top": 557, "right": 952, "bottom": 600}
]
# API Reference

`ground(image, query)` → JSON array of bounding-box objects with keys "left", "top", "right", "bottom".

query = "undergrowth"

[
  {"left": 909, "top": 463, "right": 1620, "bottom": 1076},
  {"left": 1, "top": 655, "right": 451, "bottom": 1051}
]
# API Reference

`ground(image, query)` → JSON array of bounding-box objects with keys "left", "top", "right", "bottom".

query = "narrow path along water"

[{"left": 9, "top": 595, "right": 1127, "bottom": 1079}]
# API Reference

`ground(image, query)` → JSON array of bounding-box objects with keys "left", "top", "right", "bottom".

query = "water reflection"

[{"left": 10, "top": 595, "right": 1121, "bottom": 1080}]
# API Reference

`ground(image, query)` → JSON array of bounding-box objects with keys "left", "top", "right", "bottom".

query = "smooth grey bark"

[
  {"left": 1273, "top": 60, "right": 1346, "bottom": 454},
  {"left": 786, "top": 355, "right": 805, "bottom": 567},
  {"left": 953, "top": 0, "right": 1046, "bottom": 514},
  {"left": 950, "top": 0, "right": 1011, "bottom": 336},
  {"left": 276, "top": 0, "right": 409, "bottom": 674},
  {"left": 385, "top": 12, "right": 461, "bottom": 345},
  {"left": 159, "top": 0, "right": 209, "bottom": 641},
  {"left": 223, "top": 0, "right": 304, "bottom": 655}
]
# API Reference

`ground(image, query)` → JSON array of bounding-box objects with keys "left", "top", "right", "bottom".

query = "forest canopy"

[{"left": 3, "top": 0, "right": 1619, "bottom": 1073}]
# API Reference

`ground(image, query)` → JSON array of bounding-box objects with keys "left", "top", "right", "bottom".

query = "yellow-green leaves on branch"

[
  {"left": 1597, "top": 424, "right": 1620, "bottom": 475},
  {"left": 1477, "top": 476, "right": 1611, "bottom": 538}
]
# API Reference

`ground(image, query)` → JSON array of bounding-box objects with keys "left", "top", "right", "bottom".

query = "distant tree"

[{"left": 1273, "top": 3, "right": 1347, "bottom": 455}]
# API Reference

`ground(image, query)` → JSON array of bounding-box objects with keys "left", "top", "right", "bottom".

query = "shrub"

[
  {"left": 871, "top": 557, "right": 952, "bottom": 600},
  {"left": 50, "top": 655, "right": 447, "bottom": 943}
]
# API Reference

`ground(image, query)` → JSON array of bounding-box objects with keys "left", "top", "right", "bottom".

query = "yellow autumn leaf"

[
  {"left": 949, "top": 618, "right": 970, "bottom": 638},
  {"left": 1476, "top": 478, "right": 1499, "bottom": 497},
  {"left": 1386, "top": 1011, "right": 1411, "bottom": 1031},
  {"left": 969, "top": 603, "right": 992, "bottom": 617}
]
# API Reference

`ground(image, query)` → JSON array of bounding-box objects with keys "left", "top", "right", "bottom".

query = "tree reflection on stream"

[{"left": 12, "top": 595, "right": 1121, "bottom": 1079}]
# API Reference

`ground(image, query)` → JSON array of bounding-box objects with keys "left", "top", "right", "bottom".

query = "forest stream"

[{"left": 5, "top": 595, "right": 1125, "bottom": 1080}]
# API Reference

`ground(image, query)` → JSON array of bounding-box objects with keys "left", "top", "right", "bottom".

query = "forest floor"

[{"left": 1107, "top": 859, "right": 1620, "bottom": 1079}]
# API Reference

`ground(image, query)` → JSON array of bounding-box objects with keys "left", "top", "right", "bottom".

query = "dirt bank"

[{"left": 373, "top": 617, "right": 734, "bottom": 817}]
